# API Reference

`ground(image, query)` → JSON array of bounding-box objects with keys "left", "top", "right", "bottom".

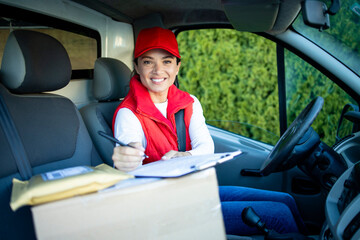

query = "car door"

[{"left": 175, "top": 27, "right": 352, "bottom": 232}]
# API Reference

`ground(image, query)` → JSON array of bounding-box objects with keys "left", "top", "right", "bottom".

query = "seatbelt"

[
  {"left": 175, "top": 109, "right": 186, "bottom": 152},
  {"left": 0, "top": 94, "right": 32, "bottom": 180}
]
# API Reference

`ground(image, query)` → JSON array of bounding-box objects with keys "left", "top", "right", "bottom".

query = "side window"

[
  {"left": 285, "top": 50, "right": 356, "bottom": 146},
  {"left": 0, "top": 17, "right": 99, "bottom": 77},
  {"left": 34, "top": 29, "right": 98, "bottom": 70},
  {"left": 177, "top": 29, "right": 279, "bottom": 145}
]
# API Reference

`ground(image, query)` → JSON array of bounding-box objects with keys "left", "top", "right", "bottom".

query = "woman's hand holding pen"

[
  {"left": 97, "top": 131, "right": 148, "bottom": 172},
  {"left": 102, "top": 131, "right": 192, "bottom": 170},
  {"left": 112, "top": 142, "right": 145, "bottom": 172}
]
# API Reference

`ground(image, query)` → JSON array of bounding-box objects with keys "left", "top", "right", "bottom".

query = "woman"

[{"left": 112, "top": 26, "right": 307, "bottom": 236}]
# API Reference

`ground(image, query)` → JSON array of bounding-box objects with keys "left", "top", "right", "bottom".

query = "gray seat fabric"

[
  {"left": 0, "top": 30, "right": 103, "bottom": 239},
  {"left": 80, "top": 57, "right": 131, "bottom": 165}
]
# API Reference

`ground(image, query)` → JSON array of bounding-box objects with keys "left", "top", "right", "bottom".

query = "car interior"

[{"left": 0, "top": 0, "right": 359, "bottom": 239}]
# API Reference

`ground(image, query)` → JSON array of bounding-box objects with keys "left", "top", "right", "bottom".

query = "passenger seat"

[
  {"left": 0, "top": 30, "right": 103, "bottom": 239},
  {"left": 80, "top": 57, "right": 131, "bottom": 165}
]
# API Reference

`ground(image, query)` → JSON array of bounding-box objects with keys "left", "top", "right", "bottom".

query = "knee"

[
  {"left": 267, "top": 202, "right": 293, "bottom": 216},
  {"left": 270, "top": 191, "right": 297, "bottom": 207},
  {"left": 281, "top": 193, "right": 297, "bottom": 208}
]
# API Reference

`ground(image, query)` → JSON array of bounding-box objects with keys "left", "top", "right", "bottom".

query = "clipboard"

[{"left": 128, "top": 150, "right": 242, "bottom": 178}]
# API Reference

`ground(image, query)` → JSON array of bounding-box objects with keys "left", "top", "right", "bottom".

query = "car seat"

[
  {"left": 0, "top": 30, "right": 103, "bottom": 239},
  {"left": 80, "top": 57, "right": 131, "bottom": 165}
]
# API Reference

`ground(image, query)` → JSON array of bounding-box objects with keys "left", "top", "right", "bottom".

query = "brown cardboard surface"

[{"left": 31, "top": 168, "right": 226, "bottom": 240}]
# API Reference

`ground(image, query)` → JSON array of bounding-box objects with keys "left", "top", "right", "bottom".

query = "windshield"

[{"left": 293, "top": 0, "right": 360, "bottom": 76}]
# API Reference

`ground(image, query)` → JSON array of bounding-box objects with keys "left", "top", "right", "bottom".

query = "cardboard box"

[{"left": 31, "top": 168, "right": 226, "bottom": 240}]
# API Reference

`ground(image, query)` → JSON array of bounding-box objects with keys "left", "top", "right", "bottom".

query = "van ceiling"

[{"left": 71, "top": 0, "right": 302, "bottom": 34}]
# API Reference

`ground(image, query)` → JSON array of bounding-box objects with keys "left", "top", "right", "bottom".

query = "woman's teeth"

[{"left": 151, "top": 78, "right": 165, "bottom": 82}]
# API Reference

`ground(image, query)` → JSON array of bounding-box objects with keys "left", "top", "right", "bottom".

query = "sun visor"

[{"left": 222, "top": 0, "right": 280, "bottom": 32}]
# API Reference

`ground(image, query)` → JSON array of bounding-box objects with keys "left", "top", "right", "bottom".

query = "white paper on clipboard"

[{"left": 128, "top": 150, "right": 242, "bottom": 178}]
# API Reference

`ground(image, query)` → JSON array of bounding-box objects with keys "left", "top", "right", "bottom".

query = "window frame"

[
  {"left": 175, "top": 25, "right": 281, "bottom": 144},
  {"left": 174, "top": 25, "right": 360, "bottom": 143},
  {"left": 265, "top": 28, "right": 360, "bottom": 104},
  {"left": 263, "top": 30, "right": 360, "bottom": 136}
]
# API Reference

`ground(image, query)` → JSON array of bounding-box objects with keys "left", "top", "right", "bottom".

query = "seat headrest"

[
  {"left": 93, "top": 58, "right": 131, "bottom": 101},
  {"left": 0, "top": 30, "right": 71, "bottom": 93}
]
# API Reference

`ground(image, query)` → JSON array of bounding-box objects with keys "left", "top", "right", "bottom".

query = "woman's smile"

[{"left": 151, "top": 77, "right": 166, "bottom": 83}]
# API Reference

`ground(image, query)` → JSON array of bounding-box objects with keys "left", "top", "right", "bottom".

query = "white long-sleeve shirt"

[{"left": 114, "top": 95, "right": 214, "bottom": 156}]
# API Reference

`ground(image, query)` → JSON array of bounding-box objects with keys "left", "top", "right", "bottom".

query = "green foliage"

[
  {"left": 178, "top": 29, "right": 279, "bottom": 145},
  {"left": 286, "top": 0, "right": 359, "bottom": 145},
  {"left": 285, "top": 50, "right": 355, "bottom": 145}
]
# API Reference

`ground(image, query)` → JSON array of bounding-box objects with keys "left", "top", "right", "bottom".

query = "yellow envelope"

[{"left": 10, "top": 164, "right": 133, "bottom": 211}]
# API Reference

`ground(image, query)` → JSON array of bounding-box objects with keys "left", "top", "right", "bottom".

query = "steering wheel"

[{"left": 259, "top": 97, "right": 324, "bottom": 176}]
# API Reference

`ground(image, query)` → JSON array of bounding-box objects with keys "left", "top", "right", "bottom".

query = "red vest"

[{"left": 113, "top": 75, "right": 194, "bottom": 164}]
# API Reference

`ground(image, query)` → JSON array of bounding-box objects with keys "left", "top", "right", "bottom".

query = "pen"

[{"left": 97, "top": 131, "right": 149, "bottom": 158}]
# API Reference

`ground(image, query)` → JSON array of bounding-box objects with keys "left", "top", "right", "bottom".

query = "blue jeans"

[{"left": 219, "top": 186, "right": 307, "bottom": 236}]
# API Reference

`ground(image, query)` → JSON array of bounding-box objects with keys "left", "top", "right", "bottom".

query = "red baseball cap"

[{"left": 134, "top": 27, "right": 181, "bottom": 59}]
